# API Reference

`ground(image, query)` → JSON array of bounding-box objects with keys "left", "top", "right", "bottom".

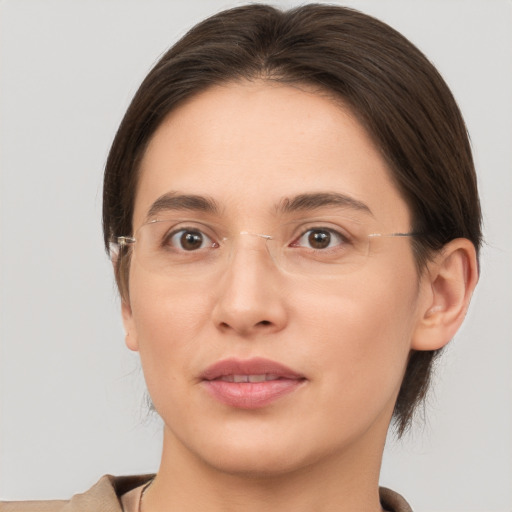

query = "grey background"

[{"left": 1, "top": 1, "right": 511, "bottom": 510}]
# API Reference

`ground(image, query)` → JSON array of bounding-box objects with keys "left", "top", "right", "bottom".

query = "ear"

[
  {"left": 412, "top": 238, "right": 479, "bottom": 351},
  {"left": 122, "top": 299, "right": 139, "bottom": 352},
  {"left": 110, "top": 253, "right": 138, "bottom": 352}
]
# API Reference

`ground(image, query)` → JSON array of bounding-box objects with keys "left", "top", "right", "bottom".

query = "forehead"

[{"left": 134, "top": 81, "right": 410, "bottom": 229}]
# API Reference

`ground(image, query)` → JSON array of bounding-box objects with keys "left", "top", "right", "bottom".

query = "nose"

[{"left": 211, "top": 235, "right": 288, "bottom": 336}]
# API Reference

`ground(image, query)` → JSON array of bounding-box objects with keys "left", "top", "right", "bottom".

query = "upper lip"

[{"left": 200, "top": 357, "right": 305, "bottom": 381}]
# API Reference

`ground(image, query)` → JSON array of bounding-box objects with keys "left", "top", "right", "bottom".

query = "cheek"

[
  {"left": 293, "top": 264, "right": 420, "bottom": 411},
  {"left": 127, "top": 272, "right": 214, "bottom": 388}
]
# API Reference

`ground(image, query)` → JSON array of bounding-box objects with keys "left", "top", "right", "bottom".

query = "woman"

[{"left": 1, "top": 4, "right": 481, "bottom": 512}]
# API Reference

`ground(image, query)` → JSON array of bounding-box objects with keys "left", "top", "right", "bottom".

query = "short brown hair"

[{"left": 103, "top": 4, "right": 482, "bottom": 435}]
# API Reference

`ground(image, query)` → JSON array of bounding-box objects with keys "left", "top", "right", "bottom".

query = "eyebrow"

[
  {"left": 145, "top": 191, "right": 372, "bottom": 220},
  {"left": 146, "top": 192, "right": 220, "bottom": 219},
  {"left": 277, "top": 192, "right": 373, "bottom": 216}
]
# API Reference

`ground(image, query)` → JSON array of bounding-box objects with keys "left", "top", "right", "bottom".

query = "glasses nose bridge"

[
  {"left": 238, "top": 231, "right": 273, "bottom": 242},
  {"left": 226, "top": 230, "right": 277, "bottom": 268}
]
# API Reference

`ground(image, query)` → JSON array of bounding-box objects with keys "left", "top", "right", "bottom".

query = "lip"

[{"left": 200, "top": 357, "right": 306, "bottom": 409}]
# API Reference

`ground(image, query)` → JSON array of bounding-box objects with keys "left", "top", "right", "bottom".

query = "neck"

[{"left": 143, "top": 423, "right": 388, "bottom": 512}]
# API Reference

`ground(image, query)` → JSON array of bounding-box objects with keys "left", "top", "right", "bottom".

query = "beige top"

[{"left": 0, "top": 474, "right": 413, "bottom": 512}]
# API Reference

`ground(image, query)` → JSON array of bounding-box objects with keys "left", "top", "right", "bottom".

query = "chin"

[
  {"left": 181, "top": 425, "right": 339, "bottom": 479},
  {"left": 201, "top": 445, "right": 311, "bottom": 478}
]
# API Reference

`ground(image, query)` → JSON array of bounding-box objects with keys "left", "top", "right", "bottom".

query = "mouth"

[
  {"left": 216, "top": 374, "right": 284, "bottom": 383},
  {"left": 200, "top": 357, "right": 306, "bottom": 409}
]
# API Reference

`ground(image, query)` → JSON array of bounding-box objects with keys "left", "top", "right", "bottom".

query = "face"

[{"left": 123, "top": 81, "right": 430, "bottom": 476}]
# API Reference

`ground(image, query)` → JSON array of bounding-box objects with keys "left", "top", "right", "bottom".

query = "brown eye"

[
  {"left": 292, "top": 228, "right": 347, "bottom": 250},
  {"left": 165, "top": 229, "right": 214, "bottom": 251},
  {"left": 308, "top": 230, "right": 331, "bottom": 249},
  {"left": 180, "top": 231, "right": 204, "bottom": 250}
]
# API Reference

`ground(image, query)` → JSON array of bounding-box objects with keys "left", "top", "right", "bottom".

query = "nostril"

[{"left": 258, "top": 320, "right": 272, "bottom": 326}]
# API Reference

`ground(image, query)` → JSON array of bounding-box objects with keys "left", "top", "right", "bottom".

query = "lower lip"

[{"left": 202, "top": 379, "right": 304, "bottom": 409}]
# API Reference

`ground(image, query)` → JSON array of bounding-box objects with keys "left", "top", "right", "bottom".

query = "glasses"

[{"left": 111, "top": 217, "right": 417, "bottom": 280}]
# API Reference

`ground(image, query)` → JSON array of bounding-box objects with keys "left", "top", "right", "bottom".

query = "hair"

[{"left": 102, "top": 3, "right": 482, "bottom": 436}]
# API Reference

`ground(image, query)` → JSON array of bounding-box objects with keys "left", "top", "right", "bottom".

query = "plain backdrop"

[{"left": 1, "top": 1, "right": 511, "bottom": 510}]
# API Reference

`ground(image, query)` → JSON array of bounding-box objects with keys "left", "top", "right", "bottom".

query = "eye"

[
  {"left": 165, "top": 229, "right": 216, "bottom": 251},
  {"left": 291, "top": 228, "right": 348, "bottom": 250}
]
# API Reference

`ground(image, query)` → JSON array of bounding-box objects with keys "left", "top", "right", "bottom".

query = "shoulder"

[
  {"left": 0, "top": 475, "right": 154, "bottom": 512},
  {"left": 2, "top": 478, "right": 410, "bottom": 512},
  {"left": 0, "top": 501, "right": 67, "bottom": 512}
]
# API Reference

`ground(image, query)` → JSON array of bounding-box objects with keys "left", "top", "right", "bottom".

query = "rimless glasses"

[{"left": 111, "top": 216, "right": 419, "bottom": 280}]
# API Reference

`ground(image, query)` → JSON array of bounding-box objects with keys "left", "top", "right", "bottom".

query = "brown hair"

[{"left": 103, "top": 3, "right": 482, "bottom": 435}]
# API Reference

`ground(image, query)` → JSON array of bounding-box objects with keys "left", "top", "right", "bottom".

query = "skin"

[{"left": 121, "top": 81, "right": 478, "bottom": 512}]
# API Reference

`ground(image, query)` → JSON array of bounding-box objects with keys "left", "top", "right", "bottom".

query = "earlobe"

[
  {"left": 412, "top": 238, "right": 479, "bottom": 351},
  {"left": 122, "top": 300, "right": 139, "bottom": 352}
]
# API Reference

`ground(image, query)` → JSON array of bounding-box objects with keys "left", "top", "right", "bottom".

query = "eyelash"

[
  {"left": 162, "top": 226, "right": 351, "bottom": 251},
  {"left": 163, "top": 228, "right": 217, "bottom": 251},
  {"left": 290, "top": 227, "right": 350, "bottom": 250}
]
